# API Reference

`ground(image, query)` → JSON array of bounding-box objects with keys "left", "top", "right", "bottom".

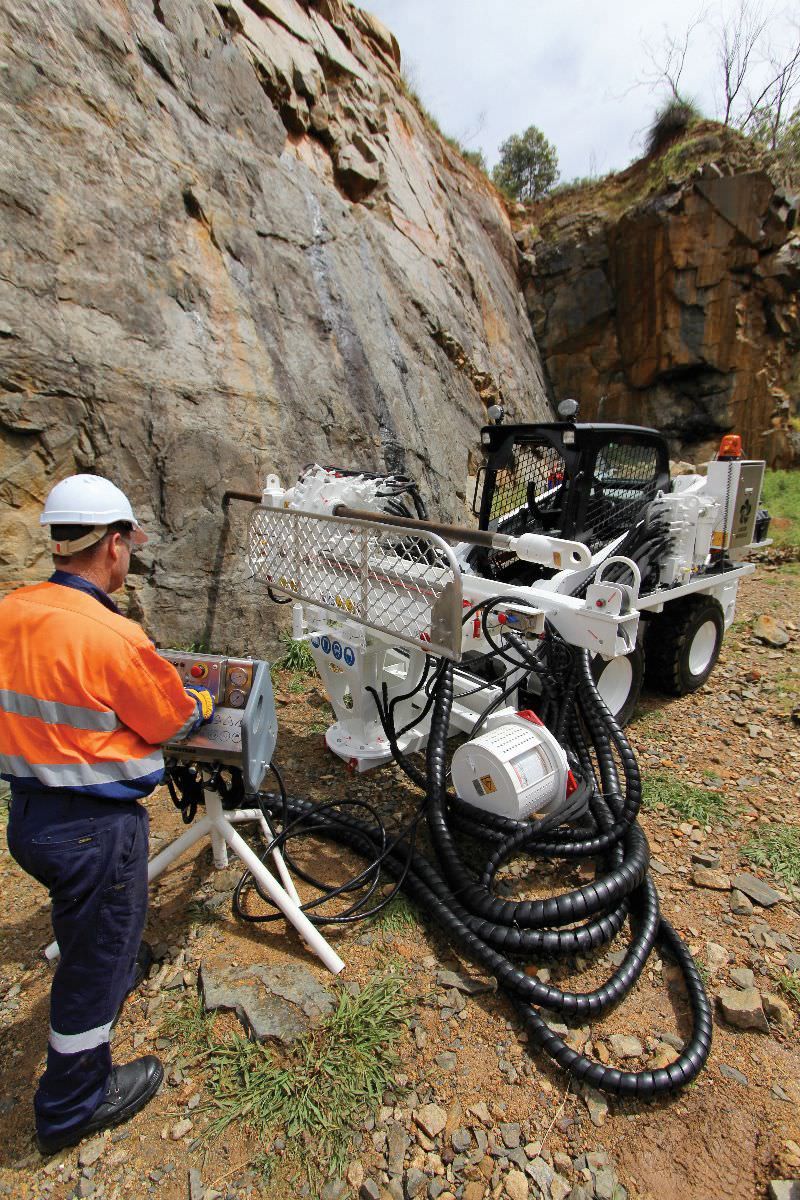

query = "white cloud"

[{"left": 358, "top": 1, "right": 797, "bottom": 180}]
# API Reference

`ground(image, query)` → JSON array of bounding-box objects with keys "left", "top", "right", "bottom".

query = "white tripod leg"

[
  {"left": 227, "top": 808, "right": 303, "bottom": 907},
  {"left": 205, "top": 791, "right": 343, "bottom": 974}
]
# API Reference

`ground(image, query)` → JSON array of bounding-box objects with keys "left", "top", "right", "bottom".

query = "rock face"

[
  {"left": 521, "top": 150, "right": 799, "bottom": 462},
  {"left": 0, "top": 0, "right": 548, "bottom": 649}
]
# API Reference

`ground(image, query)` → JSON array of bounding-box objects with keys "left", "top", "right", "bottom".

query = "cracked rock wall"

[
  {"left": 0, "top": 0, "right": 549, "bottom": 651},
  {"left": 521, "top": 167, "right": 799, "bottom": 463}
]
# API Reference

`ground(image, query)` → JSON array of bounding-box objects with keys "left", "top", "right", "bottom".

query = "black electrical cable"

[
  {"left": 233, "top": 763, "right": 432, "bottom": 926},
  {"left": 267, "top": 587, "right": 293, "bottom": 605},
  {"left": 216, "top": 581, "right": 711, "bottom": 1097}
]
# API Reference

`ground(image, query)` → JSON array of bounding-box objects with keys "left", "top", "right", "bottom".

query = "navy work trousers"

[{"left": 7, "top": 791, "right": 149, "bottom": 1142}]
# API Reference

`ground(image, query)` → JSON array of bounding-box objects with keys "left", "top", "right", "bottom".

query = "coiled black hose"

[{"left": 236, "top": 638, "right": 711, "bottom": 1097}]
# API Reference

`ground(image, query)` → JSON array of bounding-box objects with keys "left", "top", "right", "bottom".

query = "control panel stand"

[
  {"left": 143, "top": 788, "right": 345, "bottom": 975},
  {"left": 43, "top": 651, "right": 345, "bottom": 977}
]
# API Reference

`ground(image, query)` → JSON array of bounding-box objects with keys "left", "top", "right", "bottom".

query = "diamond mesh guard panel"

[
  {"left": 486, "top": 442, "right": 567, "bottom": 530},
  {"left": 247, "top": 507, "right": 464, "bottom": 660},
  {"left": 580, "top": 441, "right": 660, "bottom": 552}
]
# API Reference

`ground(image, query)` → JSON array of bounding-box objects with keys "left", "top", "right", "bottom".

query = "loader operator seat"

[{"left": 526, "top": 478, "right": 565, "bottom": 533}]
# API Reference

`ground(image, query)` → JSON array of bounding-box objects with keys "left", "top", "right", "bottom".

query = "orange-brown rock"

[{"left": 523, "top": 161, "right": 799, "bottom": 461}]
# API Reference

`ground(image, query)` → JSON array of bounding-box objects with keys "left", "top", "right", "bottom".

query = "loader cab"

[{"left": 471, "top": 421, "right": 671, "bottom": 583}]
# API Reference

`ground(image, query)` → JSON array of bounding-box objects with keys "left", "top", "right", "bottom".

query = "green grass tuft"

[
  {"left": 161, "top": 994, "right": 217, "bottom": 1061},
  {"left": 372, "top": 894, "right": 419, "bottom": 934},
  {"left": 641, "top": 770, "right": 734, "bottom": 825},
  {"left": 173, "top": 970, "right": 409, "bottom": 1181},
  {"left": 761, "top": 469, "right": 800, "bottom": 549},
  {"left": 742, "top": 825, "right": 800, "bottom": 888},
  {"left": 777, "top": 972, "right": 800, "bottom": 1008},
  {"left": 186, "top": 899, "right": 224, "bottom": 926},
  {"left": 274, "top": 634, "right": 316, "bottom": 675}
]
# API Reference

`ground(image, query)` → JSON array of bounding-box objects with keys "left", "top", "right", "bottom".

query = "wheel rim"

[
  {"left": 596, "top": 656, "right": 633, "bottom": 716},
  {"left": 688, "top": 620, "right": 718, "bottom": 676}
]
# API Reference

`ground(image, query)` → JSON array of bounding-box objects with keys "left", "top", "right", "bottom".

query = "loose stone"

[
  {"left": 731, "top": 873, "right": 782, "bottom": 908},
  {"left": 414, "top": 1105, "right": 448, "bottom": 1140},
  {"left": 692, "top": 867, "right": 731, "bottom": 890},
  {"left": 499, "top": 1123, "right": 521, "bottom": 1149},
  {"left": 717, "top": 987, "right": 769, "bottom": 1032},
  {"left": 78, "top": 1140, "right": 105, "bottom": 1169},
  {"left": 730, "top": 889, "right": 754, "bottom": 915},
  {"left": 609, "top": 1034, "right": 643, "bottom": 1059},
  {"left": 763, "top": 992, "right": 795, "bottom": 1033},
  {"left": 719, "top": 1064, "right": 749, "bottom": 1085},
  {"left": 504, "top": 1169, "right": 528, "bottom": 1200}
]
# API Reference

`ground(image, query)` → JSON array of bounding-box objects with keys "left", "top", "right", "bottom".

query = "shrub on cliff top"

[
  {"left": 492, "top": 125, "right": 559, "bottom": 202},
  {"left": 646, "top": 98, "right": 700, "bottom": 156}
]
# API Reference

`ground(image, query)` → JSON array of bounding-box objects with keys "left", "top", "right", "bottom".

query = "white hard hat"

[{"left": 41, "top": 474, "right": 148, "bottom": 549}]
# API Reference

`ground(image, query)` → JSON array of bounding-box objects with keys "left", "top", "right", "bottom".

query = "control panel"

[{"left": 160, "top": 651, "right": 277, "bottom": 794}]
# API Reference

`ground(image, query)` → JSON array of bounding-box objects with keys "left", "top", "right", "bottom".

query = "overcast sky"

[{"left": 357, "top": 1, "right": 797, "bottom": 181}]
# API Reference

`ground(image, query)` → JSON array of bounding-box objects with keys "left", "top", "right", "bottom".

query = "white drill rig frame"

[{"left": 246, "top": 413, "right": 767, "bottom": 824}]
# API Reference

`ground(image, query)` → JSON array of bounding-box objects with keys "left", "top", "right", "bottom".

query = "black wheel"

[
  {"left": 644, "top": 595, "right": 724, "bottom": 696},
  {"left": 591, "top": 642, "right": 644, "bottom": 727}
]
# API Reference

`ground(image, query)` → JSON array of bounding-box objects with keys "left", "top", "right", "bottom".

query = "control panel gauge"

[{"left": 159, "top": 650, "right": 277, "bottom": 793}]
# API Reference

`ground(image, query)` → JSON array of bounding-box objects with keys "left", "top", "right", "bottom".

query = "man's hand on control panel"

[{"left": 184, "top": 686, "right": 216, "bottom": 728}]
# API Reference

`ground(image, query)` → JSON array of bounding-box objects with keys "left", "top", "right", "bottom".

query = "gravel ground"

[{"left": 0, "top": 562, "right": 798, "bottom": 1200}]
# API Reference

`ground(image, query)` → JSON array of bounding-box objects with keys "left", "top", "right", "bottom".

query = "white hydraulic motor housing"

[
  {"left": 263, "top": 464, "right": 404, "bottom": 518},
  {"left": 648, "top": 490, "right": 721, "bottom": 587},
  {"left": 451, "top": 711, "right": 570, "bottom": 821}
]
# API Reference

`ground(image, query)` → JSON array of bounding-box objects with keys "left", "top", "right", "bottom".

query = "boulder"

[
  {"left": 199, "top": 961, "right": 334, "bottom": 1040},
  {"left": 717, "top": 987, "right": 769, "bottom": 1032},
  {"left": 0, "top": 0, "right": 549, "bottom": 651}
]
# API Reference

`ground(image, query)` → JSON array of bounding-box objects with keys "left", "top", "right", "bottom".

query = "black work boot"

[
  {"left": 36, "top": 1056, "right": 163, "bottom": 1156},
  {"left": 131, "top": 940, "right": 154, "bottom": 991}
]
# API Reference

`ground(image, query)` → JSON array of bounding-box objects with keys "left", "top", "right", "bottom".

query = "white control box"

[{"left": 705, "top": 460, "right": 765, "bottom": 551}]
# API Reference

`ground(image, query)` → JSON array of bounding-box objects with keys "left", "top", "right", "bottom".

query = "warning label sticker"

[{"left": 478, "top": 774, "right": 497, "bottom": 795}]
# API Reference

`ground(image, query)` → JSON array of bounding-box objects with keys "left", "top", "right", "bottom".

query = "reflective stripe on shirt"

[
  {"left": 171, "top": 699, "right": 203, "bottom": 742},
  {"left": 0, "top": 688, "right": 120, "bottom": 732},
  {"left": 0, "top": 749, "right": 165, "bottom": 789}
]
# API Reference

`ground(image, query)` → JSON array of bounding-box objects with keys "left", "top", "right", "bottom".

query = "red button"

[{"left": 190, "top": 664, "right": 207, "bottom": 679}]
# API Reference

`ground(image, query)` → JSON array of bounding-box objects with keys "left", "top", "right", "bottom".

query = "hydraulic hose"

[
  {"left": 255, "top": 783, "right": 711, "bottom": 1095},
  {"left": 232, "top": 630, "right": 712, "bottom": 1097}
]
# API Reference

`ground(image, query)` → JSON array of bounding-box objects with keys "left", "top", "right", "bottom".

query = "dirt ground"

[{"left": 0, "top": 562, "right": 798, "bottom": 1200}]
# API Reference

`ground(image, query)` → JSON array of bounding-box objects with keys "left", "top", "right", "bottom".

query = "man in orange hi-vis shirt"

[{"left": 0, "top": 475, "right": 215, "bottom": 1155}]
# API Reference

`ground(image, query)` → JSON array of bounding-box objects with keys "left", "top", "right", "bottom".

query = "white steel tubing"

[
  {"left": 45, "top": 797, "right": 343, "bottom": 975},
  {"left": 206, "top": 793, "right": 344, "bottom": 974},
  {"left": 227, "top": 808, "right": 303, "bottom": 907},
  {"left": 147, "top": 817, "right": 213, "bottom": 879}
]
